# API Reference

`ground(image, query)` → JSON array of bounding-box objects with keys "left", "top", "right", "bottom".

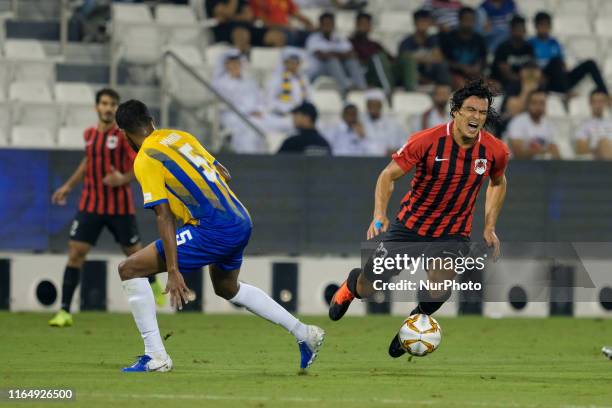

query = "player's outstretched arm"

[
  {"left": 153, "top": 202, "right": 190, "bottom": 310},
  {"left": 51, "top": 157, "right": 87, "bottom": 205},
  {"left": 367, "top": 160, "right": 406, "bottom": 239},
  {"left": 484, "top": 174, "right": 507, "bottom": 261}
]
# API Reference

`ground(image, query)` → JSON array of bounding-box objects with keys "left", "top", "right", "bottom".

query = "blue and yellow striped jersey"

[{"left": 133, "top": 129, "right": 250, "bottom": 228}]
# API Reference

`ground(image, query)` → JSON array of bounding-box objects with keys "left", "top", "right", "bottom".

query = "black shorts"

[
  {"left": 362, "top": 219, "right": 472, "bottom": 282},
  {"left": 69, "top": 211, "right": 140, "bottom": 247}
]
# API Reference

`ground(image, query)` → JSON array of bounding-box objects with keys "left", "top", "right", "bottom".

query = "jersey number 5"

[{"left": 178, "top": 144, "right": 218, "bottom": 183}]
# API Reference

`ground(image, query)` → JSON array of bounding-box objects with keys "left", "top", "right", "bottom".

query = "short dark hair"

[
  {"left": 413, "top": 9, "right": 431, "bottom": 22},
  {"left": 116, "top": 99, "right": 153, "bottom": 134},
  {"left": 510, "top": 15, "right": 526, "bottom": 29},
  {"left": 319, "top": 12, "right": 334, "bottom": 23},
  {"left": 291, "top": 102, "right": 318, "bottom": 122},
  {"left": 96, "top": 88, "right": 120, "bottom": 105},
  {"left": 356, "top": 12, "right": 371, "bottom": 22},
  {"left": 534, "top": 11, "right": 552, "bottom": 25},
  {"left": 450, "top": 79, "right": 498, "bottom": 131},
  {"left": 458, "top": 6, "right": 475, "bottom": 20},
  {"left": 590, "top": 88, "right": 609, "bottom": 99}
]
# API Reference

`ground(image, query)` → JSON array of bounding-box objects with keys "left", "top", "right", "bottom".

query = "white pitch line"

[{"left": 82, "top": 392, "right": 612, "bottom": 408}]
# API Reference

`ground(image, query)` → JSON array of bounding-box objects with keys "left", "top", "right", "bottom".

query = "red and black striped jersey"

[
  {"left": 78, "top": 125, "right": 136, "bottom": 215},
  {"left": 392, "top": 121, "right": 509, "bottom": 238}
]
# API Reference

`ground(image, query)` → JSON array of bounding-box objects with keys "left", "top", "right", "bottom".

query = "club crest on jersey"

[
  {"left": 474, "top": 158, "right": 487, "bottom": 175},
  {"left": 106, "top": 135, "right": 119, "bottom": 149}
]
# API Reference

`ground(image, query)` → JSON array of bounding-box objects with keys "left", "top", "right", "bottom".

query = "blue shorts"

[{"left": 155, "top": 222, "right": 252, "bottom": 273}]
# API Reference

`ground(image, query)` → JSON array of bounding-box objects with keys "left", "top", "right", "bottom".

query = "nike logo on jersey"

[{"left": 434, "top": 156, "right": 448, "bottom": 161}]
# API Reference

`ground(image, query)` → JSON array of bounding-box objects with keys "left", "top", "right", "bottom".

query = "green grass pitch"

[{"left": 2, "top": 312, "right": 612, "bottom": 408}]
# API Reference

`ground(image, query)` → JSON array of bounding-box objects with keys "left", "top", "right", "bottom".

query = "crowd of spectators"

[{"left": 79, "top": 1, "right": 612, "bottom": 160}]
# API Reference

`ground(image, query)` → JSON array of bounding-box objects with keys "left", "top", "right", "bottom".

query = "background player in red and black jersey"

[
  {"left": 328, "top": 80, "right": 509, "bottom": 356},
  {"left": 48, "top": 89, "right": 164, "bottom": 327}
]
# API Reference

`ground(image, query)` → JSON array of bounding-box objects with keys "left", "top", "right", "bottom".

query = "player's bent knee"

[
  {"left": 118, "top": 259, "right": 136, "bottom": 281},
  {"left": 67, "top": 244, "right": 89, "bottom": 267},
  {"left": 214, "top": 284, "right": 238, "bottom": 300}
]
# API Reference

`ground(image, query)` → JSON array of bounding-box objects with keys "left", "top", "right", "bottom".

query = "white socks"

[
  {"left": 122, "top": 278, "right": 168, "bottom": 360},
  {"left": 229, "top": 282, "right": 309, "bottom": 342}
]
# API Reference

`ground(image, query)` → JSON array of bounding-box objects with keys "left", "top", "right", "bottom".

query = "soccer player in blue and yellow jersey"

[{"left": 115, "top": 100, "right": 324, "bottom": 372}]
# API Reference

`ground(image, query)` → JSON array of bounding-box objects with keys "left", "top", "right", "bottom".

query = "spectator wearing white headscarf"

[
  {"left": 266, "top": 47, "right": 312, "bottom": 115},
  {"left": 361, "top": 89, "right": 407, "bottom": 155},
  {"left": 215, "top": 49, "right": 293, "bottom": 153}
]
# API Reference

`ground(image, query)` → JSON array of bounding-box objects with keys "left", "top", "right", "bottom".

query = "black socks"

[{"left": 60, "top": 266, "right": 81, "bottom": 312}]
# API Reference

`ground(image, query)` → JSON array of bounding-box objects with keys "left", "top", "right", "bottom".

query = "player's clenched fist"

[{"left": 367, "top": 216, "right": 389, "bottom": 240}]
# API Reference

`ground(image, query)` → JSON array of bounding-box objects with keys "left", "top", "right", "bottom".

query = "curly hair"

[{"left": 450, "top": 79, "right": 499, "bottom": 132}]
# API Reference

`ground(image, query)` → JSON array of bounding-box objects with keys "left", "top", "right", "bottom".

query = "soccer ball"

[{"left": 398, "top": 314, "right": 442, "bottom": 356}]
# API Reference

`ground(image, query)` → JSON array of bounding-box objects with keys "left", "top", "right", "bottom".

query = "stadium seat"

[
  {"left": 0, "top": 62, "right": 9, "bottom": 100},
  {"left": 546, "top": 94, "right": 566, "bottom": 118},
  {"left": 563, "top": 36, "right": 602, "bottom": 65},
  {"left": 594, "top": 17, "right": 612, "bottom": 37},
  {"left": 250, "top": 47, "right": 282, "bottom": 73},
  {"left": 204, "top": 44, "right": 231, "bottom": 65},
  {"left": 10, "top": 126, "right": 54, "bottom": 148},
  {"left": 346, "top": 91, "right": 366, "bottom": 110},
  {"left": 156, "top": 4, "right": 196, "bottom": 24},
  {"left": 553, "top": 16, "right": 592, "bottom": 36},
  {"left": 519, "top": 0, "right": 553, "bottom": 19},
  {"left": 116, "top": 26, "right": 162, "bottom": 65},
  {"left": 4, "top": 39, "right": 46, "bottom": 60},
  {"left": 55, "top": 83, "right": 95, "bottom": 104},
  {"left": 311, "top": 89, "right": 342, "bottom": 123},
  {"left": 0, "top": 129, "right": 7, "bottom": 146},
  {"left": 156, "top": 4, "right": 201, "bottom": 45},
  {"left": 368, "top": 0, "right": 420, "bottom": 11},
  {"left": 12, "top": 102, "right": 60, "bottom": 134},
  {"left": 392, "top": 91, "right": 432, "bottom": 115},
  {"left": 604, "top": 56, "right": 612, "bottom": 82},
  {"left": 299, "top": 8, "right": 323, "bottom": 28},
  {"left": 0, "top": 102, "right": 11, "bottom": 143},
  {"left": 165, "top": 54, "right": 214, "bottom": 108},
  {"left": 112, "top": 2, "right": 153, "bottom": 24},
  {"left": 9, "top": 81, "right": 52, "bottom": 103},
  {"left": 596, "top": 0, "right": 612, "bottom": 15},
  {"left": 165, "top": 44, "right": 205, "bottom": 65},
  {"left": 311, "top": 89, "right": 343, "bottom": 113},
  {"left": 553, "top": 117, "right": 575, "bottom": 159},
  {"left": 379, "top": 12, "right": 415, "bottom": 36},
  {"left": 3, "top": 39, "right": 55, "bottom": 83},
  {"left": 63, "top": 104, "right": 97, "bottom": 128},
  {"left": 568, "top": 96, "right": 591, "bottom": 118},
  {"left": 58, "top": 127, "right": 85, "bottom": 149},
  {"left": 556, "top": 0, "right": 593, "bottom": 16},
  {"left": 334, "top": 11, "right": 356, "bottom": 37}
]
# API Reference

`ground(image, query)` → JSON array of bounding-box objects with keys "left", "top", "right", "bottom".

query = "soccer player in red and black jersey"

[
  {"left": 48, "top": 89, "right": 164, "bottom": 327},
  {"left": 328, "top": 79, "right": 510, "bottom": 356}
]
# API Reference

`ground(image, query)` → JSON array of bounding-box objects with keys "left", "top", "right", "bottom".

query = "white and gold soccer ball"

[{"left": 398, "top": 314, "right": 442, "bottom": 356}]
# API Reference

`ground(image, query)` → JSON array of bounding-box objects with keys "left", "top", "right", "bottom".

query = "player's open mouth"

[{"left": 467, "top": 122, "right": 479, "bottom": 131}]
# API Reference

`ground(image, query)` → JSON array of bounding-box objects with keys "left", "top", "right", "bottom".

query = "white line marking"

[{"left": 82, "top": 392, "right": 612, "bottom": 408}]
